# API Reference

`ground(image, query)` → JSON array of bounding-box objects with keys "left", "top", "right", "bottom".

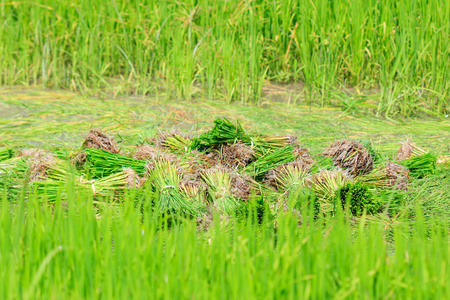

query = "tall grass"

[
  {"left": 1, "top": 0, "right": 449, "bottom": 115},
  {"left": 1, "top": 182, "right": 450, "bottom": 298}
]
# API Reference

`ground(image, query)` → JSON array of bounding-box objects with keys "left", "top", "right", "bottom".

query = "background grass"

[{"left": 1, "top": 0, "right": 449, "bottom": 116}]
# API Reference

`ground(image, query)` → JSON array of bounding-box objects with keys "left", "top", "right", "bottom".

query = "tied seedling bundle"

[
  {"left": 399, "top": 153, "right": 437, "bottom": 179},
  {"left": 0, "top": 148, "right": 14, "bottom": 162},
  {"left": 190, "top": 118, "right": 251, "bottom": 150},
  {"left": 149, "top": 161, "right": 205, "bottom": 217},
  {"left": 85, "top": 148, "right": 147, "bottom": 178}
]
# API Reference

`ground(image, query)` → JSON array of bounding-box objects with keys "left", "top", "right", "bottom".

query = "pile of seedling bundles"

[{"left": 0, "top": 118, "right": 440, "bottom": 224}]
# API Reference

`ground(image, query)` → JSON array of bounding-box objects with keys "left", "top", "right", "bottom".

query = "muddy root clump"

[
  {"left": 83, "top": 129, "right": 119, "bottom": 153},
  {"left": 220, "top": 143, "right": 255, "bottom": 169},
  {"left": 230, "top": 173, "right": 253, "bottom": 200},
  {"left": 123, "top": 168, "right": 147, "bottom": 188},
  {"left": 19, "top": 149, "right": 56, "bottom": 182},
  {"left": 323, "top": 140, "right": 373, "bottom": 176},
  {"left": 386, "top": 162, "right": 410, "bottom": 190}
]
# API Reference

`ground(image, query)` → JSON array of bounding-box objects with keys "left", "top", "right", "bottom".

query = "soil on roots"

[
  {"left": 323, "top": 140, "right": 373, "bottom": 176},
  {"left": 386, "top": 162, "right": 410, "bottom": 190},
  {"left": 83, "top": 129, "right": 119, "bottom": 153},
  {"left": 19, "top": 149, "right": 56, "bottom": 182}
]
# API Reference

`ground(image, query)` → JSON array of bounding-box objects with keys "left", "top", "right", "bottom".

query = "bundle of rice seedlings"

[
  {"left": 323, "top": 140, "right": 374, "bottom": 176},
  {"left": 357, "top": 161, "right": 410, "bottom": 190},
  {"left": 356, "top": 164, "right": 390, "bottom": 187},
  {"left": 253, "top": 135, "right": 299, "bottom": 156},
  {"left": 292, "top": 147, "right": 315, "bottom": 171},
  {"left": 398, "top": 152, "right": 437, "bottom": 178},
  {"left": 149, "top": 161, "right": 204, "bottom": 217},
  {"left": 190, "top": 118, "right": 251, "bottom": 150},
  {"left": 179, "top": 171, "right": 207, "bottom": 197},
  {"left": 265, "top": 164, "right": 308, "bottom": 192},
  {"left": 0, "top": 158, "right": 24, "bottom": 199},
  {"left": 85, "top": 148, "right": 147, "bottom": 178},
  {"left": 73, "top": 129, "right": 119, "bottom": 166},
  {"left": 396, "top": 139, "right": 426, "bottom": 160},
  {"left": 201, "top": 168, "right": 242, "bottom": 214},
  {"left": 156, "top": 130, "right": 192, "bottom": 152},
  {"left": 336, "top": 182, "right": 380, "bottom": 216},
  {"left": 245, "top": 145, "right": 296, "bottom": 180},
  {"left": 32, "top": 171, "right": 130, "bottom": 201},
  {"left": 0, "top": 148, "right": 14, "bottom": 162},
  {"left": 312, "top": 169, "right": 352, "bottom": 213}
]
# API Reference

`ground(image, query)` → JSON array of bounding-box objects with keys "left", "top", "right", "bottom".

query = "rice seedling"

[
  {"left": 85, "top": 148, "right": 147, "bottom": 178},
  {"left": 253, "top": 135, "right": 298, "bottom": 156},
  {"left": 245, "top": 145, "right": 296, "bottom": 180},
  {"left": 163, "top": 135, "right": 191, "bottom": 152},
  {"left": 0, "top": 148, "right": 13, "bottom": 162},
  {"left": 312, "top": 169, "right": 352, "bottom": 213},
  {"left": 399, "top": 153, "right": 437, "bottom": 178},
  {"left": 82, "top": 129, "right": 119, "bottom": 153},
  {"left": 396, "top": 139, "right": 427, "bottom": 160},
  {"left": 336, "top": 182, "right": 381, "bottom": 216},
  {"left": 201, "top": 168, "right": 242, "bottom": 215},
  {"left": 190, "top": 118, "right": 251, "bottom": 150},
  {"left": 149, "top": 161, "right": 205, "bottom": 217}
]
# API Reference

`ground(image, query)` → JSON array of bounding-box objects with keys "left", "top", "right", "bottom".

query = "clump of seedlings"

[
  {"left": 399, "top": 153, "right": 437, "bottom": 178},
  {"left": 312, "top": 169, "right": 353, "bottom": 213},
  {"left": 323, "top": 140, "right": 374, "bottom": 176},
  {"left": 156, "top": 129, "right": 192, "bottom": 151},
  {"left": 190, "top": 118, "right": 250, "bottom": 150},
  {"left": 336, "top": 182, "right": 380, "bottom": 216},
  {"left": 201, "top": 168, "right": 242, "bottom": 215},
  {"left": 0, "top": 148, "right": 14, "bottom": 162}
]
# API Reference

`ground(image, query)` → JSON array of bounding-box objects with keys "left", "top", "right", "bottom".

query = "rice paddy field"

[{"left": 1, "top": 0, "right": 450, "bottom": 299}]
